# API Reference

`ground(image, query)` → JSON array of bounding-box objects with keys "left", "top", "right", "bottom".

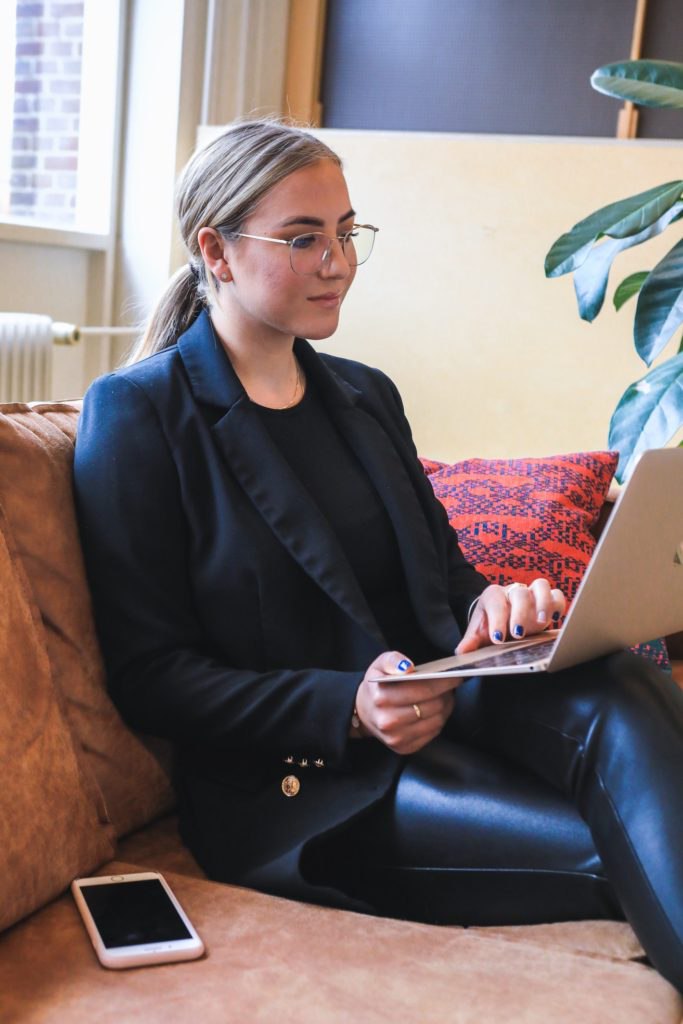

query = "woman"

[{"left": 74, "top": 119, "right": 683, "bottom": 992}]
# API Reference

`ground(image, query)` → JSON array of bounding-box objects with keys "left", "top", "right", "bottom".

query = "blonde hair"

[{"left": 126, "top": 119, "right": 342, "bottom": 364}]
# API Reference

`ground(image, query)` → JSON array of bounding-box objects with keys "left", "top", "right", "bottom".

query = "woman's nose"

[{"left": 319, "top": 237, "right": 352, "bottom": 278}]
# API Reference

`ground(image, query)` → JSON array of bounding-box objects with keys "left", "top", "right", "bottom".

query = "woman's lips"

[{"left": 307, "top": 292, "right": 342, "bottom": 308}]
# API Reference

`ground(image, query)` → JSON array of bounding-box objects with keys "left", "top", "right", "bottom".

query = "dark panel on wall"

[
  {"left": 638, "top": 0, "right": 683, "bottom": 139},
  {"left": 322, "top": 0, "right": 649, "bottom": 137}
]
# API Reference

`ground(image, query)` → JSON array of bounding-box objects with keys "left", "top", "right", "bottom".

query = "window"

[{"left": 0, "top": 0, "right": 122, "bottom": 234}]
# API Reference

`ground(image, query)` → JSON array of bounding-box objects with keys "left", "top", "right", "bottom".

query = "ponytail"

[{"left": 125, "top": 264, "right": 204, "bottom": 365}]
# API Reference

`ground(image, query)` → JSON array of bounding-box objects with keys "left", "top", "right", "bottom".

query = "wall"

[
  {"left": 311, "top": 129, "right": 683, "bottom": 462},
  {"left": 0, "top": 236, "right": 88, "bottom": 397}
]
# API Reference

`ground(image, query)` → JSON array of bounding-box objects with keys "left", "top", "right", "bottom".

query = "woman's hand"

[
  {"left": 353, "top": 651, "right": 459, "bottom": 755},
  {"left": 456, "top": 579, "right": 566, "bottom": 655}
]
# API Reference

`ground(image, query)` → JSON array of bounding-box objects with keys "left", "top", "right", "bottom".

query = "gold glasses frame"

[{"left": 225, "top": 224, "right": 379, "bottom": 275}]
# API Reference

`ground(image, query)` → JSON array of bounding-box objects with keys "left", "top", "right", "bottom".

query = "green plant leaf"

[
  {"left": 608, "top": 352, "right": 683, "bottom": 481},
  {"left": 634, "top": 236, "right": 683, "bottom": 365},
  {"left": 614, "top": 272, "right": 649, "bottom": 311},
  {"left": 544, "top": 181, "right": 683, "bottom": 278},
  {"left": 572, "top": 203, "right": 683, "bottom": 321},
  {"left": 591, "top": 60, "right": 683, "bottom": 109}
]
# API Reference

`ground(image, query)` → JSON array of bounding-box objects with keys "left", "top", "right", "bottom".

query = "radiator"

[
  {"left": 0, "top": 313, "right": 53, "bottom": 403},
  {"left": 0, "top": 315, "right": 138, "bottom": 403}
]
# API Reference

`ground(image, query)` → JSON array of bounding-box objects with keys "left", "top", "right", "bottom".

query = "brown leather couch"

[{"left": 1, "top": 401, "right": 681, "bottom": 1024}]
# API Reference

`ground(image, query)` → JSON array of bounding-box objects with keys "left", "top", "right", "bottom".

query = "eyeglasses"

[{"left": 225, "top": 224, "right": 379, "bottom": 276}]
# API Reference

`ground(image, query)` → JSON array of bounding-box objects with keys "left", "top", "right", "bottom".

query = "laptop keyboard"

[{"left": 466, "top": 638, "right": 556, "bottom": 670}]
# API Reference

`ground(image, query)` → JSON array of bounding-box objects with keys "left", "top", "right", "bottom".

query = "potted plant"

[{"left": 545, "top": 60, "right": 683, "bottom": 481}]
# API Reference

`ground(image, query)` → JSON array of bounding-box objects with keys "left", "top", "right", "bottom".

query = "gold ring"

[{"left": 412, "top": 703, "right": 422, "bottom": 720}]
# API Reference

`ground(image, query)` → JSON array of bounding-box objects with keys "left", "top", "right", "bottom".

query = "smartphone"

[{"left": 71, "top": 871, "right": 205, "bottom": 969}]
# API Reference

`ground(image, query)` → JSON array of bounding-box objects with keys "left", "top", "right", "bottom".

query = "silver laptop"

[{"left": 405, "top": 447, "right": 683, "bottom": 680}]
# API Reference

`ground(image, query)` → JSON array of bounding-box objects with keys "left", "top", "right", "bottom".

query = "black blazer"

[{"left": 74, "top": 310, "right": 488, "bottom": 905}]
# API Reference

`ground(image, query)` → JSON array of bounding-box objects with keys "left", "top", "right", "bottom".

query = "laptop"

[{"left": 403, "top": 447, "right": 683, "bottom": 680}]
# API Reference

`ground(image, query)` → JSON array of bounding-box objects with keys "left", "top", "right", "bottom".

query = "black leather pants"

[{"left": 326, "top": 652, "right": 683, "bottom": 992}]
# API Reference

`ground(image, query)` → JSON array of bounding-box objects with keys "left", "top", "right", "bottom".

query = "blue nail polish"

[
  {"left": 513, "top": 625, "right": 525, "bottom": 638},
  {"left": 397, "top": 658, "right": 412, "bottom": 672},
  {"left": 552, "top": 611, "right": 561, "bottom": 622},
  {"left": 493, "top": 630, "right": 504, "bottom": 642}
]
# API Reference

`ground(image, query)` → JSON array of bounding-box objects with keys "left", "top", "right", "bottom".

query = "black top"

[{"left": 254, "top": 381, "right": 436, "bottom": 662}]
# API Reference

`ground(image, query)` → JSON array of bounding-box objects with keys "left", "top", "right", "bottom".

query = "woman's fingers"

[
  {"left": 456, "top": 584, "right": 508, "bottom": 653},
  {"left": 456, "top": 580, "right": 568, "bottom": 653},
  {"left": 369, "top": 689, "right": 455, "bottom": 755},
  {"left": 508, "top": 579, "right": 567, "bottom": 638},
  {"left": 506, "top": 582, "right": 538, "bottom": 638},
  {"left": 372, "top": 689, "right": 453, "bottom": 732},
  {"left": 369, "top": 650, "right": 415, "bottom": 678},
  {"left": 355, "top": 652, "right": 456, "bottom": 754}
]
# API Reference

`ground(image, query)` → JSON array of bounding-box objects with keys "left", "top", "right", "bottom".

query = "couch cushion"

[
  {"left": 117, "top": 814, "right": 206, "bottom": 879},
  {"left": 0, "top": 861, "right": 680, "bottom": 1023},
  {"left": 425, "top": 450, "right": 618, "bottom": 604},
  {"left": 0, "top": 504, "right": 115, "bottom": 931},
  {"left": 0, "top": 403, "right": 174, "bottom": 837}
]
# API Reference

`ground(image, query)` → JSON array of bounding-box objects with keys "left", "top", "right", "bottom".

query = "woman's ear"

[{"left": 197, "top": 227, "right": 232, "bottom": 283}]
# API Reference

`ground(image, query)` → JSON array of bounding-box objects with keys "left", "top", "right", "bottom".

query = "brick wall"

[{"left": 11, "top": 1, "right": 83, "bottom": 224}]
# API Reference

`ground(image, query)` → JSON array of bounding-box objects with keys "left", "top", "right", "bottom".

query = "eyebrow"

[{"left": 279, "top": 208, "right": 356, "bottom": 228}]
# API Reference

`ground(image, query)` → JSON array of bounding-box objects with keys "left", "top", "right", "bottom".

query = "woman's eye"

[{"left": 291, "top": 234, "right": 317, "bottom": 250}]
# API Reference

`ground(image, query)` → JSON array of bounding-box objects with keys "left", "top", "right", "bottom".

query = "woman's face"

[{"left": 220, "top": 158, "right": 357, "bottom": 344}]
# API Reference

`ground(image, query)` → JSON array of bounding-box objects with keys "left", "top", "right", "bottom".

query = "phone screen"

[{"left": 79, "top": 879, "right": 192, "bottom": 948}]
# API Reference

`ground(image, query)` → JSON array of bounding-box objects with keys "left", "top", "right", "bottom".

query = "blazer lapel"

[
  {"left": 297, "top": 343, "right": 460, "bottom": 653},
  {"left": 178, "top": 314, "right": 384, "bottom": 644}
]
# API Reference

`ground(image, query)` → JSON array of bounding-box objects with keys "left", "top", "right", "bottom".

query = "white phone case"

[{"left": 71, "top": 871, "right": 205, "bottom": 969}]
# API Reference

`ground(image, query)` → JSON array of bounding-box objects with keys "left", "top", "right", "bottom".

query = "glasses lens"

[
  {"left": 289, "top": 233, "right": 329, "bottom": 275},
  {"left": 343, "top": 226, "right": 376, "bottom": 266},
  {"left": 288, "top": 227, "right": 377, "bottom": 274}
]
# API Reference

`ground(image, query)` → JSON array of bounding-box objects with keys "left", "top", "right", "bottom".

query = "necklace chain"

[{"left": 279, "top": 359, "right": 303, "bottom": 410}]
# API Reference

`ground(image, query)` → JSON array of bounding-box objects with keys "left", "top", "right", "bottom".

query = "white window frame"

[{"left": 0, "top": 0, "right": 126, "bottom": 251}]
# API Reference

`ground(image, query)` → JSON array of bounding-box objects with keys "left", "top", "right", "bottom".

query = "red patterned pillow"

[
  {"left": 420, "top": 457, "right": 447, "bottom": 477},
  {"left": 427, "top": 451, "right": 618, "bottom": 604}
]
